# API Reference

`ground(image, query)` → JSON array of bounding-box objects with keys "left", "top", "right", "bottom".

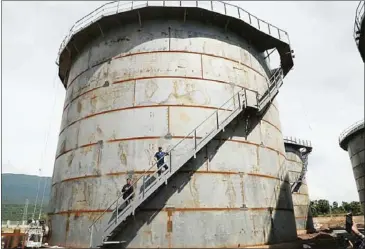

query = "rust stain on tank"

[
  {"left": 179, "top": 110, "right": 190, "bottom": 122},
  {"left": 239, "top": 173, "right": 245, "bottom": 205},
  {"left": 73, "top": 211, "right": 81, "bottom": 220},
  {"left": 59, "top": 140, "right": 66, "bottom": 154},
  {"left": 90, "top": 94, "right": 98, "bottom": 112},
  {"left": 77, "top": 101, "right": 82, "bottom": 113},
  {"left": 165, "top": 207, "right": 173, "bottom": 248},
  {"left": 164, "top": 81, "right": 210, "bottom": 106},
  {"left": 65, "top": 213, "right": 70, "bottom": 238},
  {"left": 80, "top": 146, "right": 93, "bottom": 156},
  {"left": 144, "top": 79, "right": 159, "bottom": 100},
  {"left": 96, "top": 126, "right": 103, "bottom": 135},
  {"left": 67, "top": 152, "right": 75, "bottom": 167},
  {"left": 166, "top": 208, "right": 173, "bottom": 233},
  {"left": 118, "top": 142, "right": 128, "bottom": 167},
  {"left": 83, "top": 181, "right": 90, "bottom": 205},
  {"left": 224, "top": 175, "right": 236, "bottom": 208},
  {"left": 189, "top": 175, "right": 200, "bottom": 206}
]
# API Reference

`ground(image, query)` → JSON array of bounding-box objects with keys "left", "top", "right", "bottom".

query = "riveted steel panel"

[
  {"left": 76, "top": 107, "right": 169, "bottom": 144},
  {"left": 143, "top": 173, "right": 245, "bottom": 208},
  {"left": 244, "top": 176, "right": 292, "bottom": 210},
  {"left": 110, "top": 52, "right": 202, "bottom": 82},
  {"left": 201, "top": 55, "right": 268, "bottom": 95},
  {"left": 286, "top": 161, "right": 302, "bottom": 173},
  {"left": 260, "top": 121, "right": 285, "bottom": 154},
  {"left": 56, "top": 122, "right": 80, "bottom": 156},
  {"left": 352, "top": 151, "right": 365, "bottom": 168},
  {"left": 52, "top": 144, "right": 100, "bottom": 184},
  {"left": 51, "top": 14, "right": 292, "bottom": 247},
  {"left": 257, "top": 146, "right": 281, "bottom": 177},
  {"left": 262, "top": 104, "right": 282, "bottom": 133},
  {"left": 206, "top": 140, "right": 258, "bottom": 173},
  {"left": 67, "top": 64, "right": 110, "bottom": 105},
  {"left": 63, "top": 81, "right": 135, "bottom": 130},
  {"left": 135, "top": 78, "right": 239, "bottom": 107},
  {"left": 170, "top": 22, "right": 245, "bottom": 63},
  {"left": 90, "top": 24, "right": 170, "bottom": 66},
  {"left": 348, "top": 132, "right": 365, "bottom": 155}
]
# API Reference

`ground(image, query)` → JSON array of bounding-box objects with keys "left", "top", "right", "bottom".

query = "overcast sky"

[{"left": 2, "top": 1, "right": 364, "bottom": 203}]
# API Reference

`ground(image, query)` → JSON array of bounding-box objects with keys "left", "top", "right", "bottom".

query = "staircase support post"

[
  {"left": 169, "top": 151, "right": 172, "bottom": 173},
  {"left": 142, "top": 176, "right": 146, "bottom": 198},
  {"left": 193, "top": 130, "right": 197, "bottom": 158},
  {"left": 238, "top": 92, "right": 241, "bottom": 109},
  {"left": 216, "top": 111, "right": 219, "bottom": 129},
  {"left": 116, "top": 197, "right": 118, "bottom": 224}
]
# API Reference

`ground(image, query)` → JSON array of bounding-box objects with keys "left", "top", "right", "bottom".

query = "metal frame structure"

[
  {"left": 56, "top": 0, "right": 290, "bottom": 65},
  {"left": 354, "top": 1, "right": 365, "bottom": 60},
  {"left": 88, "top": 69, "right": 284, "bottom": 247},
  {"left": 339, "top": 119, "right": 365, "bottom": 150},
  {"left": 283, "top": 136, "right": 312, "bottom": 149},
  {"left": 354, "top": 1, "right": 365, "bottom": 46},
  {"left": 283, "top": 137, "right": 313, "bottom": 193},
  {"left": 55, "top": 0, "right": 294, "bottom": 87}
]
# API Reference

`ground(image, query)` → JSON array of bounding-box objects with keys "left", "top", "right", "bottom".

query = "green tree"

[
  {"left": 349, "top": 201, "right": 362, "bottom": 215},
  {"left": 317, "top": 199, "right": 330, "bottom": 215},
  {"left": 310, "top": 201, "right": 318, "bottom": 217},
  {"left": 342, "top": 201, "right": 351, "bottom": 212}
]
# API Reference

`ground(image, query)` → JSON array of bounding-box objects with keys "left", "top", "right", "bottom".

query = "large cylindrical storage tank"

[
  {"left": 339, "top": 120, "right": 365, "bottom": 217},
  {"left": 49, "top": 1, "right": 296, "bottom": 248},
  {"left": 284, "top": 138, "right": 314, "bottom": 235}
]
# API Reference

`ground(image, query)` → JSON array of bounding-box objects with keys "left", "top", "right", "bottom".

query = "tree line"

[{"left": 310, "top": 199, "right": 363, "bottom": 217}]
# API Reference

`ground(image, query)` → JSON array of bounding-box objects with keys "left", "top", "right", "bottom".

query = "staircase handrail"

[
  {"left": 89, "top": 90, "right": 248, "bottom": 232},
  {"left": 56, "top": 0, "right": 291, "bottom": 65},
  {"left": 88, "top": 66, "right": 282, "bottom": 232}
]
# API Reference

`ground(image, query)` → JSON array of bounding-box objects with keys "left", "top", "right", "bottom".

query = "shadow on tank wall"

[{"left": 103, "top": 111, "right": 297, "bottom": 248}]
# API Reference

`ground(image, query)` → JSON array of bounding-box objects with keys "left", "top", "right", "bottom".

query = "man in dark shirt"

[
  {"left": 121, "top": 178, "right": 134, "bottom": 205},
  {"left": 108, "top": 178, "right": 134, "bottom": 224},
  {"left": 154, "top": 146, "right": 169, "bottom": 176}
]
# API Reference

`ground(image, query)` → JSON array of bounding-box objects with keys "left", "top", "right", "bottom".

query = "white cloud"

[{"left": 2, "top": 1, "right": 363, "bottom": 203}]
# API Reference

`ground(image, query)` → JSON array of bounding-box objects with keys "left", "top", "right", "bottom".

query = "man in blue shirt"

[{"left": 155, "top": 146, "right": 169, "bottom": 176}]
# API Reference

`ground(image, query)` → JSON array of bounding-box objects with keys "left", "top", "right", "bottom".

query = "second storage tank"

[{"left": 284, "top": 137, "right": 314, "bottom": 234}]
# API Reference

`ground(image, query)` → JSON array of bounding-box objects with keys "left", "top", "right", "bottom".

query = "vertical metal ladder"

[{"left": 88, "top": 68, "right": 284, "bottom": 248}]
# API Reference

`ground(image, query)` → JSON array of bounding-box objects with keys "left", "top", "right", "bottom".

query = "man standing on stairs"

[
  {"left": 108, "top": 178, "right": 134, "bottom": 224},
  {"left": 122, "top": 178, "right": 134, "bottom": 205},
  {"left": 155, "top": 146, "right": 169, "bottom": 176}
]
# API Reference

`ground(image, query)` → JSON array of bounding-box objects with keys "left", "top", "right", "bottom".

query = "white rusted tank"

[
  {"left": 339, "top": 120, "right": 365, "bottom": 217},
  {"left": 49, "top": 1, "right": 295, "bottom": 247},
  {"left": 284, "top": 137, "right": 314, "bottom": 235}
]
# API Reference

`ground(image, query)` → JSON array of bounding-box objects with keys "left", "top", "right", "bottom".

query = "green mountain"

[
  {"left": 2, "top": 174, "right": 52, "bottom": 221},
  {"left": 2, "top": 173, "right": 52, "bottom": 205}
]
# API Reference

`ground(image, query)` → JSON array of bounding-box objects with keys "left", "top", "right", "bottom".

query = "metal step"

[{"left": 88, "top": 68, "right": 285, "bottom": 248}]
